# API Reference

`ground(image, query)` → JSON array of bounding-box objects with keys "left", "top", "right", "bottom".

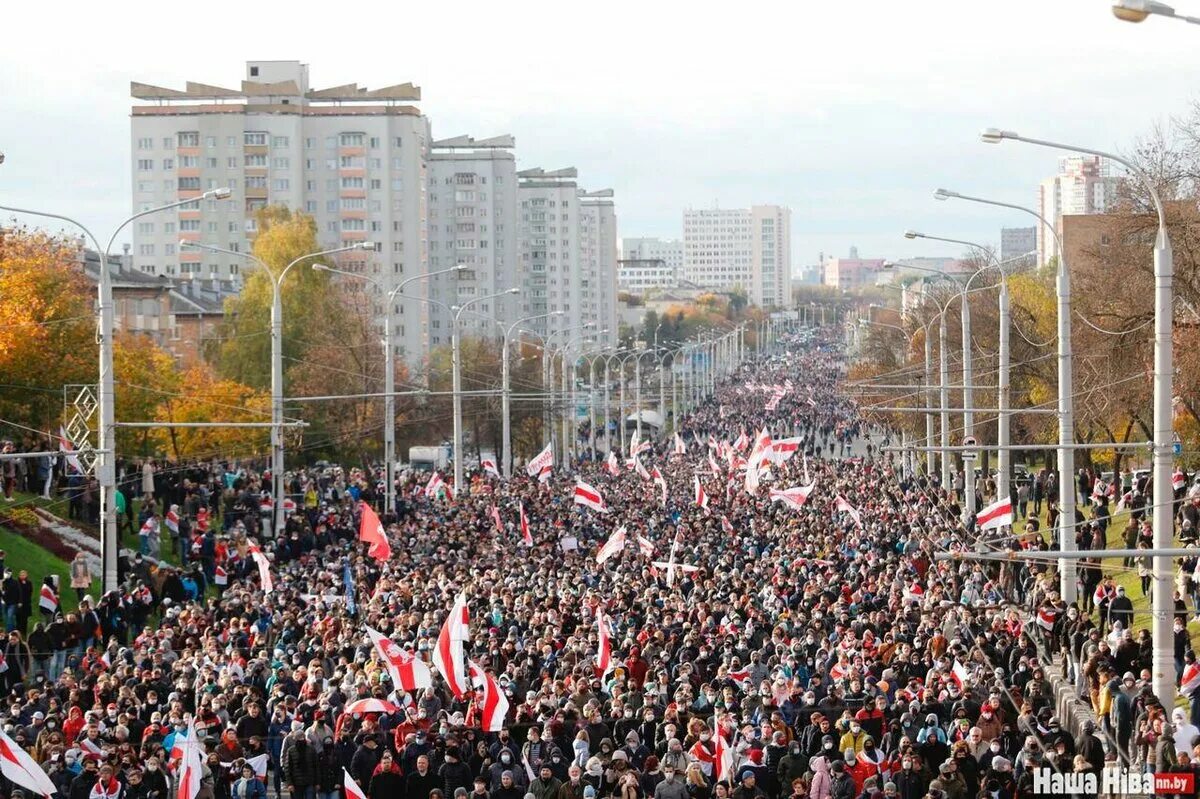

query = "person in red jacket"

[
  {"left": 842, "top": 748, "right": 872, "bottom": 795},
  {"left": 624, "top": 646, "right": 648, "bottom": 689}
]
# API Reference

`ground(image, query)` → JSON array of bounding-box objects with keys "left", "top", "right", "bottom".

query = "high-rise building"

[
  {"left": 618, "top": 259, "right": 676, "bottom": 292},
  {"left": 1000, "top": 226, "right": 1037, "bottom": 268},
  {"left": 517, "top": 168, "right": 618, "bottom": 347},
  {"left": 682, "top": 205, "right": 792, "bottom": 308},
  {"left": 1036, "top": 156, "right": 1119, "bottom": 265},
  {"left": 822, "top": 255, "right": 886, "bottom": 291},
  {"left": 427, "top": 135, "right": 519, "bottom": 346},
  {"left": 621, "top": 237, "right": 683, "bottom": 275},
  {"left": 130, "top": 60, "right": 432, "bottom": 360}
]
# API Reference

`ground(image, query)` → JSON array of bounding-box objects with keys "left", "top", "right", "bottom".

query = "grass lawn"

[{"left": 0, "top": 527, "right": 100, "bottom": 615}]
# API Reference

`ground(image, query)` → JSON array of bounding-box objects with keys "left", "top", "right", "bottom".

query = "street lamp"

[
  {"left": 1112, "top": 0, "right": 1200, "bottom": 23},
  {"left": 932, "top": 186, "right": 1076, "bottom": 604},
  {"left": 182, "top": 239, "right": 375, "bottom": 535},
  {"left": 450, "top": 289, "right": 520, "bottom": 493},
  {"left": 310, "top": 263, "right": 466, "bottom": 514},
  {"left": 982, "top": 126, "right": 1177, "bottom": 708},
  {"left": 2, "top": 187, "right": 231, "bottom": 591},
  {"left": 497, "top": 312, "right": 564, "bottom": 477}
]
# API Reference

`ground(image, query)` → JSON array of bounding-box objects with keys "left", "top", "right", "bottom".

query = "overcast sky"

[{"left": 3, "top": 0, "right": 1199, "bottom": 269}]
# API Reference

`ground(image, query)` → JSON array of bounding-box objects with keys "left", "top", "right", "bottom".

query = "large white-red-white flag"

[
  {"left": 481, "top": 458, "right": 500, "bottom": 478},
  {"left": 694, "top": 475, "right": 709, "bottom": 509},
  {"left": 0, "top": 727, "right": 56, "bottom": 797},
  {"left": 573, "top": 480, "right": 608, "bottom": 513},
  {"left": 527, "top": 443, "right": 554, "bottom": 478},
  {"left": 358, "top": 501, "right": 393, "bottom": 562},
  {"left": 424, "top": 471, "right": 449, "bottom": 499},
  {"left": 366, "top": 626, "right": 433, "bottom": 691},
  {"left": 1181, "top": 661, "right": 1200, "bottom": 697},
  {"left": 748, "top": 428, "right": 773, "bottom": 470},
  {"left": 604, "top": 451, "right": 620, "bottom": 476},
  {"left": 519, "top": 503, "right": 532, "bottom": 546},
  {"left": 595, "top": 608, "right": 613, "bottom": 675},
  {"left": 634, "top": 457, "right": 652, "bottom": 482},
  {"left": 467, "top": 660, "right": 510, "bottom": 732},
  {"left": 770, "top": 437, "right": 801, "bottom": 465},
  {"left": 713, "top": 715, "right": 733, "bottom": 784},
  {"left": 769, "top": 483, "right": 816, "bottom": 511},
  {"left": 343, "top": 770, "right": 368, "bottom": 799},
  {"left": 165, "top": 506, "right": 180, "bottom": 535},
  {"left": 432, "top": 593, "right": 470, "bottom": 698},
  {"left": 637, "top": 535, "right": 656, "bottom": 558},
  {"left": 176, "top": 717, "right": 204, "bottom": 799},
  {"left": 596, "top": 526, "right": 627, "bottom": 564},
  {"left": 977, "top": 496, "right": 1013, "bottom": 531}
]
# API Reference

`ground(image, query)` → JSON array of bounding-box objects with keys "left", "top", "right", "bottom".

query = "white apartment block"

[
  {"left": 130, "top": 60, "right": 431, "bottom": 361},
  {"left": 682, "top": 205, "right": 792, "bottom": 308},
  {"left": 426, "top": 136, "right": 519, "bottom": 347},
  {"left": 618, "top": 259, "right": 678, "bottom": 292},
  {"left": 621, "top": 237, "right": 683, "bottom": 273},
  {"left": 518, "top": 169, "right": 618, "bottom": 347},
  {"left": 1036, "top": 156, "right": 1119, "bottom": 266}
]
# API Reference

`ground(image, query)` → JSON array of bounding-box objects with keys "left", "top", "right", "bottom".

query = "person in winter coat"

[
  {"left": 440, "top": 747, "right": 475, "bottom": 798},
  {"left": 350, "top": 736, "right": 382, "bottom": 793},
  {"left": 776, "top": 742, "right": 808, "bottom": 789},
  {"left": 841, "top": 750, "right": 871, "bottom": 796},
  {"left": 89, "top": 762, "right": 125, "bottom": 799},
  {"left": 807, "top": 755, "right": 831, "bottom": 799},
  {"left": 530, "top": 765, "right": 564, "bottom": 799},
  {"left": 231, "top": 763, "right": 267, "bottom": 799},
  {"left": 316, "top": 736, "right": 342, "bottom": 799},
  {"left": 368, "top": 752, "right": 404, "bottom": 799},
  {"left": 283, "top": 733, "right": 319, "bottom": 798},
  {"left": 825, "top": 762, "right": 854, "bottom": 799}
]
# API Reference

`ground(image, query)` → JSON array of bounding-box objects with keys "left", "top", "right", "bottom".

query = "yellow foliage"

[{"left": 152, "top": 363, "right": 270, "bottom": 460}]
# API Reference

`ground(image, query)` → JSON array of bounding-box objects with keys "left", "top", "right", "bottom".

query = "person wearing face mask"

[
  {"left": 490, "top": 747, "right": 528, "bottom": 792},
  {"left": 836, "top": 720, "right": 866, "bottom": 758},
  {"left": 777, "top": 740, "right": 808, "bottom": 790},
  {"left": 890, "top": 756, "right": 924, "bottom": 799}
]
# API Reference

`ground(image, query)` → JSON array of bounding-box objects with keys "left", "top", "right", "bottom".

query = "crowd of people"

[{"left": 0, "top": 328, "right": 1198, "bottom": 799}]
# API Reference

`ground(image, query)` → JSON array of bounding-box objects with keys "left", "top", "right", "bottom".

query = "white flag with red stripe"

[
  {"left": 770, "top": 437, "right": 801, "bottom": 465},
  {"left": 950, "top": 659, "right": 970, "bottom": 690},
  {"left": 713, "top": 714, "right": 733, "bottom": 784},
  {"left": 38, "top": 584, "right": 58, "bottom": 613},
  {"left": 596, "top": 527, "right": 627, "bottom": 564},
  {"left": 977, "top": 496, "right": 1013, "bottom": 531},
  {"left": 595, "top": 608, "right": 613, "bottom": 675},
  {"left": 733, "top": 432, "right": 749, "bottom": 452},
  {"left": 58, "top": 426, "right": 82, "bottom": 473},
  {"left": 0, "top": 726, "right": 57, "bottom": 797},
  {"left": 748, "top": 428, "right": 773, "bottom": 470},
  {"left": 248, "top": 545, "right": 273, "bottom": 593},
  {"left": 833, "top": 495, "right": 861, "bottom": 526},
  {"left": 1036, "top": 606, "right": 1058, "bottom": 630},
  {"left": 214, "top": 566, "right": 228, "bottom": 586},
  {"left": 1174, "top": 469, "right": 1187, "bottom": 491},
  {"left": 432, "top": 593, "right": 470, "bottom": 698},
  {"left": 694, "top": 475, "right": 709, "bottom": 509},
  {"left": 605, "top": 450, "right": 620, "bottom": 476},
  {"left": 490, "top": 505, "right": 504, "bottom": 535},
  {"left": 652, "top": 467, "right": 668, "bottom": 505},
  {"left": 634, "top": 457, "right": 652, "bottom": 482},
  {"left": 467, "top": 660, "right": 510, "bottom": 732},
  {"left": 166, "top": 506, "right": 180, "bottom": 535},
  {"left": 481, "top": 458, "right": 500, "bottom": 478},
  {"left": 1181, "top": 661, "right": 1200, "bottom": 697},
  {"left": 720, "top": 516, "right": 735, "bottom": 535},
  {"left": 140, "top": 516, "right": 158, "bottom": 537},
  {"left": 343, "top": 770, "right": 368, "bottom": 799},
  {"left": 424, "top": 471, "right": 446, "bottom": 498},
  {"left": 527, "top": 443, "right": 554, "bottom": 477},
  {"left": 637, "top": 535, "right": 656, "bottom": 558},
  {"left": 366, "top": 625, "right": 433, "bottom": 691},
  {"left": 770, "top": 484, "right": 816, "bottom": 511},
  {"left": 176, "top": 717, "right": 204, "bottom": 799},
  {"left": 519, "top": 503, "right": 532, "bottom": 546},
  {"left": 673, "top": 433, "right": 687, "bottom": 456},
  {"left": 573, "top": 479, "right": 608, "bottom": 513}
]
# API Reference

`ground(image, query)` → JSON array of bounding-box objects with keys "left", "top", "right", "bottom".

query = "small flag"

[
  {"left": 366, "top": 626, "right": 433, "bottom": 691},
  {"left": 833, "top": 495, "right": 861, "bottom": 526},
  {"left": 490, "top": 505, "right": 504, "bottom": 535},
  {"left": 770, "top": 484, "right": 816, "bottom": 511},
  {"left": 343, "top": 770, "right": 368, "bottom": 799},
  {"left": 1174, "top": 469, "right": 1187, "bottom": 491},
  {"left": 977, "top": 497, "right": 1013, "bottom": 531},
  {"left": 165, "top": 506, "right": 180, "bottom": 535},
  {"left": 467, "top": 660, "right": 510, "bottom": 732},
  {"left": 652, "top": 467, "right": 668, "bottom": 505},
  {"left": 249, "top": 544, "right": 273, "bottom": 593},
  {"left": 694, "top": 475, "right": 709, "bottom": 509},
  {"left": 481, "top": 458, "right": 499, "bottom": 478},
  {"left": 720, "top": 516, "right": 734, "bottom": 535},
  {"left": 673, "top": 433, "right": 687, "bottom": 455},
  {"left": 245, "top": 754, "right": 269, "bottom": 781},
  {"left": 519, "top": 503, "right": 532, "bottom": 546},
  {"left": 596, "top": 527, "right": 627, "bottom": 564},
  {"left": 38, "top": 584, "right": 58, "bottom": 613},
  {"left": 358, "top": 501, "right": 393, "bottom": 561},
  {"left": 526, "top": 443, "right": 554, "bottom": 478},
  {"left": 595, "top": 608, "right": 613, "bottom": 675},
  {"left": 573, "top": 480, "right": 608, "bottom": 513},
  {"left": 213, "top": 566, "right": 228, "bottom": 586},
  {"left": 636, "top": 535, "right": 656, "bottom": 558},
  {"left": 1182, "top": 661, "right": 1200, "bottom": 697},
  {"left": 424, "top": 471, "right": 446, "bottom": 498},
  {"left": 605, "top": 451, "right": 620, "bottom": 476},
  {"left": 432, "top": 594, "right": 470, "bottom": 699}
]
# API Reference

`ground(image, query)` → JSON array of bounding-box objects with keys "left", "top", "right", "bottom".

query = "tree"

[
  {"left": 112, "top": 333, "right": 182, "bottom": 457},
  {"left": 152, "top": 364, "right": 270, "bottom": 461}
]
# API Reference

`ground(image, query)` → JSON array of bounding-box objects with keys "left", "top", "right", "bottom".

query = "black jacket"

[{"left": 283, "top": 739, "right": 319, "bottom": 788}]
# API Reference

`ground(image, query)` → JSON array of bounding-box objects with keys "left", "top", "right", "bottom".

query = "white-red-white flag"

[
  {"left": 527, "top": 443, "right": 554, "bottom": 477},
  {"left": 481, "top": 458, "right": 499, "bottom": 478},
  {"left": 0, "top": 727, "right": 57, "bottom": 797},
  {"left": 833, "top": 495, "right": 862, "bottom": 526},
  {"left": 771, "top": 437, "right": 801, "bottom": 464},
  {"left": 214, "top": 566, "right": 228, "bottom": 586},
  {"left": 770, "top": 484, "right": 816, "bottom": 511},
  {"left": 519, "top": 503, "right": 532, "bottom": 546},
  {"left": 424, "top": 471, "right": 446, "bottom": 498},
  {"left": 165, "top": 506, "right": 180, "bottom": 535},
  {"left": 720, "top": 516, "right": 735, "bottom": 535},
  {"left": 343, "top": 770, "right": 368, "bottom": 799},
  {"left": 636, "top": 535, "right": 655, "bottom": 558},
  {"left": 634, "top": 457, "right": 651, "bottom": 482},
  {"left": 573, "top": 480, "right": 608, "bottom": 513},
  {"left": 58, "top": 426, "right": 82, "bottom": 474},
  {"left": 467, "top": 660, "right": 510, "bottom": 732},
  {"left": 713, "top": 715, "right": 733, "bottom": 784},
  {"left": 139, "top": 516, "right": 158, "bottom": 537},
  {"left": 38, "top": 583, "right": 58, "bottom": 613},
  {"left": 1174, "top": 469, "right": 1187, "bottom": 491},
  {"left": 358, "top": 501, "right": 393, "bottom": 562},
  {"left": 366, "top": 625, "right": 433, "bottom": 691},
  {"left": 733, "top": 432, "right": 749, "bottom": 452},
  {"left": 432, "top": 593, "right": 470, "bottom": 698},
  {"left": 176, "top": 717, "right": 204, "bottom": 799},
  {"left": 694, "top": 475, "right": 709, "bottom": 509},
  {"left": 977, "top": 496, "right": 1013, "bottom": 531},
  {"left": 748, "top": 428, "right": 773, "bottom": 470},
  {"left": 673, "top": 433, "right": 687, "bottom": 455},
  {"left": 595, "top": 608, "right": 613, "bottom": 675},
  {"left": 605, "top": 450, "right": 620, "bottom": 476},
  {"left": 950, "top": 659, "right": 970, "bottom": 690},
  {"left": 1182, "top": 661, "right": 1200, "bottom": 697},
  {"left": 596, "top": 526, "right": 627, "bottom": 564},
  {"left": 490, "top": 505, "right": 504, "bottom": 535},
  {"left": 248, "top": 544, "right": 273, "bottom": 593},
  {"left": 652, "top": 466, "right": 668, "bottom": 505}
]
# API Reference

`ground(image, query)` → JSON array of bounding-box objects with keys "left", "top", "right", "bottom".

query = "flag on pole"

[
  {"left": 605, "top": 451, "right": 620, "bottom": 476},
  {"left": 950, "top": 660, "right": 970, "bottom": 690},
  {"left": 1036, "top": 606, "right": 1058, "bottom": 630},
  {"left": 38, "top": 583, "right": 58, "bottom": 613},
  {"left": 176, "top": 717, "right": 204, "bottom": 799},
  {"left": 977, "top": 496, "right": 1014, "bottom": 531},
  {"left": 366, "top": 626, "right": 434, "bottom": 691},
  {"left": 707, "top": 453, "right": 722, "bottom": 475},
  {"left": 573, "top": 480, "right": 608, "bottom": 513},
  {"left": 694, "top": 475, "right": 709, "bottom": 509},
  {"left": 527, "top": 443, "right": 554, "bottom": 477},
  {"left": 1181, "top": 661, "right": 1200, "bottom": 697},
  {"left": 748, "top": 428, "right": 773, "bottom": 470},
  {"left": 467, "top": 660, "right": 510, "bottom": 732},
  {"left": 358, "top": 502, "right": 393, "bottom": 562},
  {"left": 733, "top": 432, "right": 749, "bottom": 452},
  {"left": 0, "top": 727, "right": 58, "bottom": 798},
  {"left": 139, "top": 516, "right": 158, "bottom": 538},
  {"left": 770, "top": 437, "right": 801, "bottom": 464},
  {"left": 595, "top": 608, "right": 613, "bottom": 675},
  {"left": 596, "top": 527, "right": 627, "bottom": 564},
  {"left": 720, "top": 516, "right": 735, "bottom": 535},
  {"left": 537, "top": 465, "right": 552, "bottom": 484},
  {"left": 673, "top": 433, "right": 687, "bottom": 455},
  {"left": 248, "top": 545, "right": 273, "bottom": 593},
  {"left": 343, "top": 770, "right": 368, "bottom": 799},
  {"left": 636, "top": 535, "right": 655, "bottom": 558},
  {"left": 652, "top": 467, "right": 668, "bottom": 505},
  {"left": 432, "top": 593, "right": 470, "bottom": 698},
  {"left": 769, "top": 484, "right": 816, "bottom": 511},
  {"left": 343, "top": 560, "right": 357, "bottom": 616},
  {"left": 490, "top": 505, "right": 504, "bottom": 535},
  {"left": 634, "top": 457, "right": 651, "bottom": 482},
  {"left": 58, "top": 426, "right": 82, "bottom": 474},
  {"left": 214, "top": 566, "right": 228, "bottom": 587},
  {"left": 424, "top": 472, "right": 446, "bottom": 498},
  {"left": 519, "top": 503, "right": 532, "bottom": 546},
  {"left": 833, "top": 495, "right": 862, "bottom": 526},
  {"left": 1174, "top": 469, "right": 1187, "bottom": 491},
  {"left": 481, "top": 458, "right": 500, "bottom": 478},
  {"left": 165, "top": 506, "right": 180, "bottom": 535},
  {"left": 245, "top": 754, "right": 269, "bottom": 781},
  {"left": 712, "top": 715, "right": 733, "bottom": 784}
]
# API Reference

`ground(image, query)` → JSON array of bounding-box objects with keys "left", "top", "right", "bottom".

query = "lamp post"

[
  {"left": 934, "top": 188, "right": 1076, "bottom": 593},
  {"left": 557, "top": 331, "right": 603, "bottom": 466},
  {"left": 310, "top": 263, "right": 466, "bottom": 514},
  {"left": 497, "top": 312, "right": 563, "bottom": 477},
  {"left": 1112, "top": 0, "right": 1200, "bottom": 23},
  {"left": 183, "top": 239, "right": 374, "bottom": 534},
  {"left": 450, "top": 289, "right": 520, "bottom": 493},
  {"left": 983, "top": 127, "right": 1176, "bottom": 706},
  {"left": 599, "top": 350, "right": 627, "bottom": 456},
  {"left": 2, "top": 188, "right": 232, "bottom": 591}
]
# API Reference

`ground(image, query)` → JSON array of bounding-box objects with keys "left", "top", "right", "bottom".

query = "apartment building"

[
  {"left": 426, "top": 135, "right": 519, "bottom": 346},
  {"left": 618, "top": 258, "right": 676, "bottom": 292},
  {"left": 517, "top": 169, "right": 618, "bottom": 347},
  {"left": 682, "top": 205, "right": 792, "bottom": 308},
  {"left": 621, "top": 237, "right": 683, "bottom": 274},
  {"left": 130, "top": 60, "right": 431, "bottom": 361},
  {"left": 1036, "top": 156, "right": 1120, "bottom": 266}
]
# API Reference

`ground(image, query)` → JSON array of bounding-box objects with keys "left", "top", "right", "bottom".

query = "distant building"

[
  {"left": 621, "top": 237, "right": 683, "bottom": 274},
  {"left": 1037, "top": 156, "right": 1120, "bottom": 265},
  {"left": 618, "top": 258, "right": 677, "bottom": 292},
  {"left": 682, "top": 205, "right": 792, "bottom": 308},
  {"left": 1000, "top": 226, "right": 1037, "bottom": 268},
  {"left": 823, "top": 255, "right": 886, "bottom": 291}
]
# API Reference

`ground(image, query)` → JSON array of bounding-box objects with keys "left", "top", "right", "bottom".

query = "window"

[
  {"left": 179, "top": 219, "right": 200, "bottom": 231},
  {"left": 137, "top": 159, "right": 154, "bottom": 171},
  {"left": 370, "top": 179, "right": 382, "bottom": 190},
  {"left": 226, "top": 136, "right": 237, "bottom": 146},
  {"left": 162, "top": 137, "right": 174, "bottom": 149},
  {"left": 272, "top": 157, "right": 290, "bottom": 169},
  {"left": 136, "top": 180, "right": 153, "bottom": 192},
  {"left": 327, "top": 221, "right": 338, "bottom": 233},
  {"left": 341, "top": 219, "right": 365, "bottom": 231},
  {"left": 305, "top": 201, "right": 317, "bottom": 213},
  {"left": 227, "top": 157, "right": 238, "bottom": 169},
  {"left": 245, "top": 176, "right": 267, "bottom": 189},
  {"left": 370, "top": 221, "right": 381, "bottom": 232},
  {"left": 205, "top": 136, "right": 217, "bottom": 148},
  {"left": 165, "top": 244, "right": 176, "bottom": 255},
  {"left": 305, "top": 159, "right": 316, "bottom": 169},
  {"left": 393, "top": 137, "right": 404, "bottom": 147},
  {"left": 228, "top": 222, "right": 239, "bottom": 232},
  {"left": 205, "top": 157, "right": 218, "bottom": 168},
  {"left": 325, "top": 179, "right": 337, "bottom": 192},
  {"left": 369, "top": 157, "right": 382, "bottom": 169},
  {"left": 340, "top": 155, "right": 365, "bottom": 168},
  {"left": 139, "top": 244, "right": 155, "bottom": 256},
  {"left": 244, "top": 154, "right": 267, "bottom": 167},
  {"left": 369, "top": 136, "right": 380, "bottom": 148},
  {"left": 325, "top": 136, "right": 337, "bottom": 149},
  {"left": 271, "top": 136, "right": 289, "bottom": 148},
  {"left": 391, "top": 179, "right": 404, "bottom": 191},
  {"left": 207, "top": 222, "right": 218, "bottom": 232},
  {"left": 305, "top": 137, "right": 317, "bottom": 149},
  {"left": 162, "top": 158, "right": 174, "bottom": 170},
  {"left": 137, "top": 222, "right": 154, "bottom": 234},
  {"left": 244, "top": 132, "right": 267, "bottom": 146},
  {"left": 178, "top": 177, "right": 201, "bottom": 190},
  {"left": 163, "top": 222, "right": 175, "bottom": 233},
  {"left": 339, "top": 132, "right": 364, "bottom": 146},
  {"left": 341, "top": 177, "right": 365, "bottom": 189},
  {"left": 455, "top": 190, "right": 475, "bottom": 202},
  {"left": 177, "top": 132, "right": 199, "bottom": 147},
  {"left": 180, "top": 155, "right": 199, "bottom": 167},
  {"left": 342, "top": 197, "right": 365, "bottom": 210},
  {"left": 271, "top": 178, "right": 290, "bottom": 191},
  {"left": 137, "top": 137, "right": 153, "bottom": 150},
  {"left": 326, "top": 200, "right": 338, "bottom": 212}
]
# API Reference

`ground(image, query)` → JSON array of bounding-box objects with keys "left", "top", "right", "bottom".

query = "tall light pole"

[
  {"left": 1112, "top": 0, "right": 1200, "bottom": 24},
  {"left": 183, "top": 239, "right": 374, "bottom": 534},
  {"left": 983, "top": 127, "right": 1176, "bottom": 706},
  {"left": 310, "top": 263, "right": 466, "bottom": 514},
  {"left": 497, "top": 312, "right": 563, "bottom": 477},
  {"left": 934, "top": 187, "right": 1076, "bottom": 580},
  {"left": 556, "top": 331, "right": 603, "bottom": 466},
  {"left": 450, "top": 289, "right": 520, "bottom": 493},
  {"left": 3, "top": 188, "right": 232, "bottom": 591}
]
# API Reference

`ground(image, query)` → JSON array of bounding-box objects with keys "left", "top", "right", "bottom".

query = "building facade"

[
  {"left": 822, "top": 257, "right": 886, "bottom": 291},
  {"left": 1037, "top": 156, "right": 1119, "bottom": 266},
  {"left": 130, "top": 60, "right": 432, "bottom": 361},
  {"left": 1000, "top": 226, "right": 1036, "bottom": 266},
  {"left": 618, "top": 258, "right": 676, "bottom": 292},
  {"left": 682, "top": 205, "right": 791, "bottom": 308},
  {"left": 621, "top": 237, "right": 683, "bottom": 275}
]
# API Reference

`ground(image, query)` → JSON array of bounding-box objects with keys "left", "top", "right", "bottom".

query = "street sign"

[
  {"left": 962, "top": 451, "right": 978, "bottom": 462},
  {"left": 962, "top": 435, "right": 977, "bottom": 447},
  {"left": 1174, "top": 441, "right": 1183, "bottom": 456}
]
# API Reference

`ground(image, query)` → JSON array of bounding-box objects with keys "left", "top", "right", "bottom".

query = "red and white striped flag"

[
  {"left": 720, "top": 516, "right": 735, "bottom": 535},
  {"left": 519, "top": 503, "right": 532, "bottom": 546},
  {"left": 165, "top": 506, "right": 180, "bottom": 535},
  {"left": 636, "top": 535, "right": 656, "bottom": 558},
  {"left": 366, "top": 625, "right": 433, "bottom": 691},
  {"left": 673, "top": 433, "right": 687, "bottom": 455},
  {"left": 0, "top": 727, "right": 57, "bottom": 797},
  {"left": 733, "top": 432, "right": 749, "bottom": 452},
  {"left": 139, "top": 516, "right": 158, "bottom": 537},
  {"left": 214, "top": 566, "right": 228, "bottom": 586},
  {"left": 977, "top": 496, "right": 1013, "bottom": 531},
  {"left": 595, "top": 608, "right": 613, "bottom": 675},
  {"left": 358, "top": 501, "right": 393, "bottom": 562},
  {"left": 490, "top": 505, "right": 504, "bottom": 535},
  {"left": 771, "top": 437, "right": 801, "bottom": 464},
  {"left": 950, "top": 659, "right": 970, "bottom": 690},
  {"left": 770, "top": 484, "right": 815, "bottom": 511},
  {"left": 573, "top": 480, "right": 608, "bottom": 513},
  {"left": 481, "top": 458, "right": 499, "bottom": 478},
  {"left": 833, "top": 495, "right": 861, "bottom": 526},
  {"left": 634, "top": 457, "right": 651, "bottom": 482},
  {"left": 652, "top": 466, "right": 668, "bottom": 505},
  {"left": 708, "top": 453, "right": 722, "bottom": 475},
  {"left": 527, "top": 443, "right": 554, "bottom": 477},
  {"left": 282, "top": 497, "right": 297, "bottom": 514},
  {"left": 58, "top": 426, "right": 82, "bottom": 473},
  {"left": 176, "top": 717, "right": 204, "bottom": 799},
  {"left": 605, "top": 451, "right": 620, "bottom": 476},
  {"left": 694, "top": 475, "right": 709, "bottom": 509},
  {"left": 1116, "top": 491, "right": 1132, "bottom": 512},
  {"left": 748, "top": 428, "right": 773, "bottom": 469},
  {"left": 1036, "top": 606, "right": 1058, "bottom": 630},
  {"left": 343, "top": 770, "right": 368, "bottom": 799},
  {"left": 1174, "top": 469, "right": 1187, "bottom": 491},
  {"left": 259, "top": 497, "right": 273, "bottom": 516},
  {"left": 432, "top": 593, "right": 470, "bottom": 698},
  {"left": 713, "top": 714, "right": 733, "bottom": 784},
  {"left": 537, "top": 465, "right": 552, "bottom": 484},
  {"left": 467, "top": 660, "right": 510, "bottom": 732},
  {"left": 424, "top": 471, "right": 446, "bottom": 498},
  {"left": 1182, "top": 661, "right": 1200, "bottom": 697},
  {"left": 38, "top": 583, "right": 58, "bottom": 613},
  {"left": 596, "top": 526, "right": 627, "bottom": 564},
  {"left": 249, "top": 545, "right": 273, "bottom": 593}
]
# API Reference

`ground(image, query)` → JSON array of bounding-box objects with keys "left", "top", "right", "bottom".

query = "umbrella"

[{"left": 343, "top": 698, "right": 398, "bottom": 716}]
